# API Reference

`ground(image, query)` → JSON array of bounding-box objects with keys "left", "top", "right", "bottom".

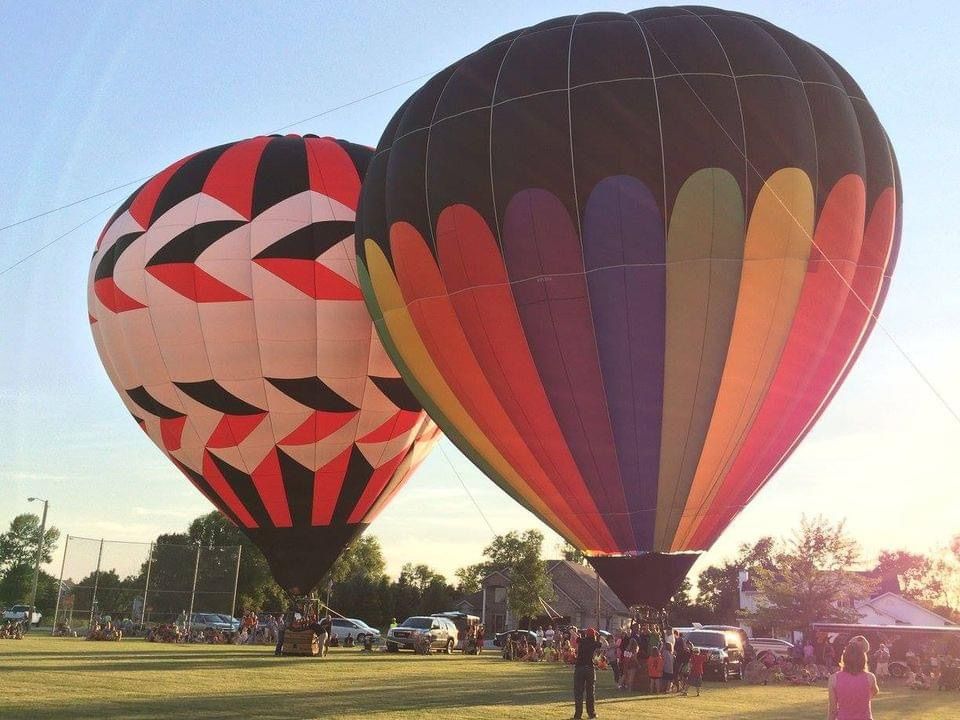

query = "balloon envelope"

[
  {"left": 89, "top": 134, "right": 439, "bottom": 595},
  {"left": 356, "top": 8, "right": 900, "bottom": 605}
]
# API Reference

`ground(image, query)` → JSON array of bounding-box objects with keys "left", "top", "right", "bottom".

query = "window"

[
  {"left": 332, "top": 619, "right": 349, "bottom": 627},
  {"left": 493, "top": 587, "right": 507, "bottom": 603}
]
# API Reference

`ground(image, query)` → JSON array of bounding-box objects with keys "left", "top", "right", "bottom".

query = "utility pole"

[
  {"left": 596, "top": 568, "right": 602, "bottom": 631},
  {"left": 140, "top": 542, "right": 155, "bottom": 630},
  {"left": 27, "top": 497, "right": 49, "bottom": 632},
  {"left": 186, "top": 542, "right": 201, "bottom": 635},
  {"left": 230, "top": 545, "right": 242, "bottom": 620},
  {"left": 51, "top": 534, "right": 69, "bottom": 635},
  {"left": 89, "top": 538, "right": 104, "bottom": 628}
]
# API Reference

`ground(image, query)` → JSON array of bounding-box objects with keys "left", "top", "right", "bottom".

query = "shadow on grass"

[{"left": 4, "top": 676, "right": 566, "bottom": 720}]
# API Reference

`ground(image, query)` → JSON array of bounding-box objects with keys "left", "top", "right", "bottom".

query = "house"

[
  {"left": 853, "top": 592, "right": 955, "bottom": 627},
  {"left": 457, "top": 560, "right": 632, "bottom": 634},
  {"left": 737, "top": 569, "right": 955, "bottom": 640}
]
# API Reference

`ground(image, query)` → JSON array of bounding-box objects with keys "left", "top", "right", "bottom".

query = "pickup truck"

[{"left": 3, "top": 604, "right": 42, "bottom": 626}]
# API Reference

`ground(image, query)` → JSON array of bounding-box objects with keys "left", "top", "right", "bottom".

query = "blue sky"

[{"left": 1, "top": 1, "right": 958, "bottom": 583}]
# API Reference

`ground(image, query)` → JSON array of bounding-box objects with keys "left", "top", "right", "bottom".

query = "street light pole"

[{"left": 28, "top": 497, "right": 49, "bottom": 632}]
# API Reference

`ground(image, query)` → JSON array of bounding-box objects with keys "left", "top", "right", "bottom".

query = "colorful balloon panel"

[
  {"left": 88, "top": 134, "right": 439, "bottom": 594},
  {"left": 357, "top": 8, "right": 900, "bottom": 564}
]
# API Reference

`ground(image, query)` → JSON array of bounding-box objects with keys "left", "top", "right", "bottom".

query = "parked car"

[
  {"left": 685, "top": 629, "right": 744, "bottom": 681},
  {"left": 432, "top": 612, "right": 479, "bottom": 650},
  {"left": 216, "top": 614, "right": 241, "bottom": 632},
  {"left": 750, "top": 637, "right": 795, "bottom": 660},
  {"left": 701, "top": 625, "right": 752, "bottom": 656},
  {"left": 386, "top": 616, "right": 458, "bottom": 653},
  {"left": 330, "top": 617, "right": 381, "bottom": 643},
  {"left": 493, "top": 629, "right": 538, "bottom": 647},
  {"left": 188, "top": 613, "right": 238, "bottom": 632},
  {"left": 3, "top": 604, "right": 41, "bottom": 626}
]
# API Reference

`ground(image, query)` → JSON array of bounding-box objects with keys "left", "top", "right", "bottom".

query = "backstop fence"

[{"left": 53, "top": 535, "right": 241, "bottom": 632}]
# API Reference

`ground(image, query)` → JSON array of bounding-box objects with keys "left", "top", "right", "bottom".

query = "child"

[
  {"left": 661, "top": 643, "right": 675, "bottom": 693},
  {"left": 621, "top": 637, "right": 638, "bottom": 690},
  {"left": 689, "top": 648, "right": 706, "bottom": 696},
  {"left": 647, "top": 646, "right": 664, "bottom": 694}
]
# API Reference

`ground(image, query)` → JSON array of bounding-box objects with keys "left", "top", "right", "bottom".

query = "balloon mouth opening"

[
  {"left": 587, "top": 552, "right": 702, "bottom": 609},
  {"left": 244, "top": 523, "right": 369, "bottom": 596}
]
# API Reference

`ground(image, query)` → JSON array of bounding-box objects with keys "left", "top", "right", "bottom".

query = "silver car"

[
  {"left": 329, "top": 617, "right": 381, "bottom": 643},
  {"left": 386, "top": 616, "right": 458, "bottom": 653},
  {"left": 750, "top": 637, "right": 795, "bottom": 660},
  {"left": 188, "top": 613, "right": 237, "bottom": 632}
]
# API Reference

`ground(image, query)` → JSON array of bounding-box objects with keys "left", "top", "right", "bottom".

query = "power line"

[
  {"left": 269, "top": 71, "right": 433, "bottom": 134},
  {"left": 0, "top": 70, "right": 433, "bottom": 236},
  {"left": 0, "top": 178, "right": 150, "bottom": 234},
  {"left": 0, "top": 202, "right": 117, "bottom": 278},
  {"left": 437, "top": 440, "right": 498, "bottom": 537}
]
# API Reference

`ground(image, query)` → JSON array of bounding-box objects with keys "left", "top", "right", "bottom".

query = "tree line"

[{"left": 1, "top": 510, "right": 957, "bottom": 635}]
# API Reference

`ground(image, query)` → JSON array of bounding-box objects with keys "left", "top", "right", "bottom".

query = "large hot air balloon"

[
  {"left": 356, "top": 8, "right": 900, "bottom": 608},
  {"left": 88, "top": 134, "right": 440, "bottom": 595}
]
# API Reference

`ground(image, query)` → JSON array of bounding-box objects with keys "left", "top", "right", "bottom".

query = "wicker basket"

[{"left": 283, "top": 629, "right": 319, "bottom": 656}]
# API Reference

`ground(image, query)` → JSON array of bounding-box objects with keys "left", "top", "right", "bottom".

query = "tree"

[
  {"left": 455, "top": 564, "right": 484, "bottom": 595},
  {"left": 328, "top": 535, "right": 387, "bottom": 585},
  {"left": 876, "top": 550, "right": 943, "bottom": 606},
  {"left": 0, "top": 563, "right": 58, "bottom": 613},
  {"left": 0, "top": 513, "right": 60, "bottom": 573},
  {"left": 697, "top": 536, "right": 775, "bottom": 623},
  {"left": 743, "top": 516, "right": 876, "bottom": 633},
  {"left": 185, "top": 512, "right": 286, "bottom": 613},
  {"left": 559, "top": 541, "right": 586, "bottom": 565},
  {"left": 456, "top": 530, "right": 554, "bottom": 625}
]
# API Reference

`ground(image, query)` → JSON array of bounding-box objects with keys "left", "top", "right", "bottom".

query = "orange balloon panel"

[{"left": 88, "top": 135, "right": 438, "bottom": 594}]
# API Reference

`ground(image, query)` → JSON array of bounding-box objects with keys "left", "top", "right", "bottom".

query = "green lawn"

[{"left": 1, "top": 636, "right": 955, "bottom": 719}]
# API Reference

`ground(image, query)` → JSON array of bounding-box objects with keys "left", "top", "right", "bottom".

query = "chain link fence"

[{"left": 53, "top": 535, "right": 241, "bottom": 633}]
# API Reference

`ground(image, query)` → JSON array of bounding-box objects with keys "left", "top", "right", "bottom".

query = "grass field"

[{"left": 2, "top": 636, "right": 956, "bottom": 719}]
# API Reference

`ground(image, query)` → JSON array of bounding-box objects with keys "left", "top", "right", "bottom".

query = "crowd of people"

[
  {"left": 85, "top": 620, "right": 122, "bottom": 641},
  {"left": 499, "top": 621, "right": 708, "bottom": 704},
  {"left": 1, "top": 620, "right": 24, "bottom": 639},
  {"left": 461, "top": 623, "right": 485, "bottom": 654}
]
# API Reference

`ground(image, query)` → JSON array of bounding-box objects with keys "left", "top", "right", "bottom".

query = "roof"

[
  {"left": 812, "top": 622, "right": 960, "bottom": 636},
  {"left": 455, "top": 591, "right": 482, "bottom": 611},
  {"left": 855, "top": 569, "right": 902, "bottom": 597},
  {"left": 855, "top": 592, "right": 956, "bottom": 626},
  {"left": 547, "top": 560, "right": 629, "bottom": 615},
  {"left": 476, "top": 559, "right": 630, "bottom": 615}
]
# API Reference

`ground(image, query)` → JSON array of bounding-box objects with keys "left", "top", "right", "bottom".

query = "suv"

[
  {"left": 188, "top": 613, "right": 238, "bottom": 632},
  {"left": 685, "top": 629, "right": 744, "bottom": 681},
  {"left": 386, "top": 616, "right": 458, "bottom": 653},
  {"left": 330, "top": 618, "right": 381, "bottom": 643},
  {"left": 3, "top": 605, "right": 41, "bottom": 626}
]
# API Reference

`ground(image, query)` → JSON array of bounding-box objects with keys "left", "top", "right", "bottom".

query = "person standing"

[
  {"left": 661, "top": 643, "right": 675, "bottom": 693},
  {"left": 309, "top": 614, "right": 332, "bottom": 657},
  {"left": 605, "top": 631, "right": 621, "bottom": 688},
  {"left": 689, "top": 648, "right": 706, "bottom": 696},
  {"left": 572, "top": 627, "right": 602, "bottom": 720},
  {"left": 674, "top": 633, "right": 690, "bottom": 693},
  {"left": 647, "top": 646, "right": 664, "bottom": 694},
  {"left": 828, "top": 639, "right": 879, "bottom": 720},
  {"left": 873, "top": 643, "right": 891, "bottom": 681},
  {"left": 475, "top": 624, "right": 485, "bottom": 654}
]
